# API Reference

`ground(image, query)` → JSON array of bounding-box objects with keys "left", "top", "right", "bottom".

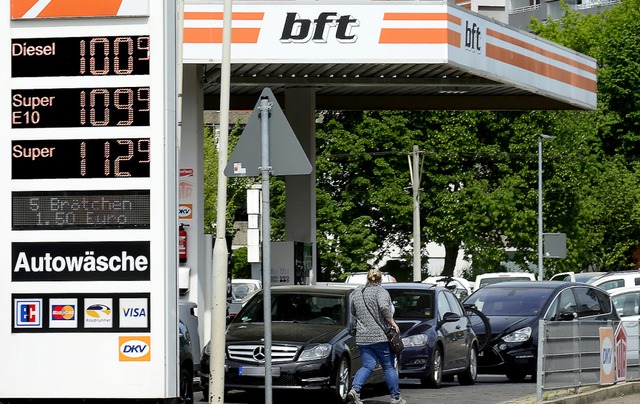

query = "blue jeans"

[{"left": 352, "top": 341, "right": 400, "bottom": 399}]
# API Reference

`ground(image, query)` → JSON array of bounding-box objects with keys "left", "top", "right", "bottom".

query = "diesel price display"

[
  {"left": 12, "top": 87, "right": 150, "bottom": 128},
  {"left": 12, "top": 36, "right": 150, "bottom": 77}
]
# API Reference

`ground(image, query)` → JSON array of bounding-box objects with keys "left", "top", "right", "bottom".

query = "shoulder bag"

[{"left": 361, "top": 288, "right": 404, "bottom": 354}]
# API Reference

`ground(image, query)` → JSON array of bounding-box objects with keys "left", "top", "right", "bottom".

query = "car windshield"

[
  {"left": 235, "top": 292, "right": 346, "bottom": 325},
  {"left": 479, "top": 276, "right": 533, "bottom": 289},
  {"left": 465, "top": 287, "right": 554, "bottom": 316},
  {"left": 388, "top": 289, "right": 434, "bottom": 320}
]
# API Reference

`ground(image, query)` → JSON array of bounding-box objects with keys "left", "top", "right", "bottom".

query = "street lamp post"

[{"left": 538, "top": 134, "right": 555, "bottom": 281}]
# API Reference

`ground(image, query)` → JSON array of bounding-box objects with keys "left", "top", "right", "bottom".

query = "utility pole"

[
  {"left": 409, "top": 145, "right": 422, "bottom": 282},
  {"left": 537, "top": 134, "right": 555, "bottom": 281}
]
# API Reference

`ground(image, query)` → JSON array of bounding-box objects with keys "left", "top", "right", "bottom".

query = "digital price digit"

[
  {"left": 80, "top": 139, "right": 151, "bottom": 178},
  {"left": 78, "top": 88, "right": 150, "bottom": 126}
]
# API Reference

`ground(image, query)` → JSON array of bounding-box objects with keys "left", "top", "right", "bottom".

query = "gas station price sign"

[
  {"left": 2, "top": 0, "right": 178, "bottom": 399},
  {"left": 11, "top": 36, "right": 150, "bottom": 77},
  {"left": 12, "top": 87, "right": 150, "bottom": 128},
  {"left": 12, "top": 138, "right": 151, "bottom": 179}
]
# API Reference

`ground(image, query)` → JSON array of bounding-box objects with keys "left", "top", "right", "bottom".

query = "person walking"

[{"left": 348, "top": 269, "right": 406, "bottom": 404}]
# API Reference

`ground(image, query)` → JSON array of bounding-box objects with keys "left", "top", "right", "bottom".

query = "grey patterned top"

[{"left": 351, "top": 285, "right": 394, "bottom": 345}]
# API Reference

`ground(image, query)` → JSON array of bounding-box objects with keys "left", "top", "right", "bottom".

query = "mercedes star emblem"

[{"left": 253, "top": 346, "right": 266, "bottom": 362}]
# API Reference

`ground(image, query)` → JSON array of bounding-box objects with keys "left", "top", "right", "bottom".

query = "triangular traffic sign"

[{"left": 224, "top": 88, "right": 312, "bottom": 177}]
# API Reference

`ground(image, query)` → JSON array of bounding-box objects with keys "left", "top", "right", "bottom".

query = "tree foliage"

[
  {"left": 315, "top": 111, "right": 418, "bottom": 278},
  {"left": 204, "top": 123, "right": 258, "bottom": 235}
]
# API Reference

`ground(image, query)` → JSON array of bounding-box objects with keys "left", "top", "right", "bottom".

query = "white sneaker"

[
  {"left": 348, "top": 388, "right": 363, "bottom": 404},
  {"left": 390, "top": 397, "right": 406, "bottom": 404}
]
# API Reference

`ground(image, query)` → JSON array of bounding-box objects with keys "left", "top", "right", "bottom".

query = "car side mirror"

[
  {"left": 441, "top": 312, "right": 461, "bottom": 324},
  {"left": 349, "top": 319, "right": 357, "bottom": 335}
]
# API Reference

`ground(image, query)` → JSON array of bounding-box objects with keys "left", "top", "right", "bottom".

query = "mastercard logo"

[{"left": 51, "top": 305, "right": 75, "bottom": 320}]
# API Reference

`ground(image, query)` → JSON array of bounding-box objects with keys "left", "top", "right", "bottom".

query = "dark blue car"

[{"left": 382, "top": 283, "right": 478, "bottom": 388}]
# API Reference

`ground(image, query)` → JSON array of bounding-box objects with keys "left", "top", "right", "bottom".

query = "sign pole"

[
  {"left": 259, "top": 96, "right": 274, "bottom": 404},
  {"left": 223, "top": 88, "right": 310, "bottom": 404}
]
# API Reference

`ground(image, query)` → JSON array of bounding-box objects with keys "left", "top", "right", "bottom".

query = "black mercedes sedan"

[{"left": 200, "top": 284, "right": 386, "bottom": 403}]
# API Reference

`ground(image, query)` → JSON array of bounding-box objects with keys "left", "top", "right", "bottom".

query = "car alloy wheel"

[
  {"left": 333, "top": 356, "right": 351, "bottom": 402},
  {"left": 458, "top": 344, "right": 477, "bottom": 385},
  {"left": 422, "top": 345, "right": 442, "bottom": 388}
]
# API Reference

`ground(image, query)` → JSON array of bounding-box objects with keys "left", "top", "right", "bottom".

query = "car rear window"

[
  {"left": 612, "top": 292, "right": 640, "bottom": 317},
  {"left": 597, "top": 279, "right": 625, "bottom": 291},
  {"left": 231, "top": 282, "right": 261, "bottom": 300},
  {"left": 478, "top": 276, "right": 534, "bottom": 289},
  {"left": 465, "top": 287, "right": 554, "bottom": 316}
]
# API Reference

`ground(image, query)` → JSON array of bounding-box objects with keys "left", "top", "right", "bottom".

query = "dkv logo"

[{"left": 119, "top": 336, "right": 151, "bottom": 361}]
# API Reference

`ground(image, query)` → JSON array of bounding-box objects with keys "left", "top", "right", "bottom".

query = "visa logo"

[
  {"left": 119, "top": 336, "right": 151, "bottom": 361},
  {"left": 122, "top": 307, "right": 147, "bottom": 317}
]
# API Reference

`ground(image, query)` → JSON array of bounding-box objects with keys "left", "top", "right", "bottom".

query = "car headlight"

[
  {"left": 299, "top": 343, "right": 332, "bottom": 362},
  {"left": 401, "top": 334, "right": 428, "bottom": 347},
  {"left": 502, "top": 327, "right": 532, "bottom": 343}
]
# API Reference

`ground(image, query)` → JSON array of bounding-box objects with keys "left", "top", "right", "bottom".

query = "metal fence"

[{"left": 537, "top": 319, "right": 640, "bottom": 401}]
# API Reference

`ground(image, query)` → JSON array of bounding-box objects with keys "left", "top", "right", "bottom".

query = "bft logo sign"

[
  {"left": 281, "top": 12, "right": 360, "bottom": 43},
  {"left": 464, "top": 21, "right": 482, "bottom": 53}
]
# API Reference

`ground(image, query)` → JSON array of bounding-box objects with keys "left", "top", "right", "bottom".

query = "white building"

[{"left": 455, "top": 0, "right": 620, "bottom": 29}]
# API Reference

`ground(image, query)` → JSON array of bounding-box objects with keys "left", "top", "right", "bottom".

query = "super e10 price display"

[
  {"left": 12, "top": 138, "right": 150, "bottom": 179},
  {"left": 12, "top": 87, "right": 150, "bottom": 128}
]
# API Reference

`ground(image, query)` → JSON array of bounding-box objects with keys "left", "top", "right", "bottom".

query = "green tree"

[
  {"left": 315, "top": 111, "right": 419, "bottom": 278},
  {"left": 203, "top": 124, "right": 219, "bottom": 233},
  {"left": 529, "top": 0, "right": 640, "bottom": 272},
  {"left": 596, "top": 0, "right": 640, "bottom": 159},
  {"left": 231, "top": 247, "right": 251, "bottom": 278}
]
